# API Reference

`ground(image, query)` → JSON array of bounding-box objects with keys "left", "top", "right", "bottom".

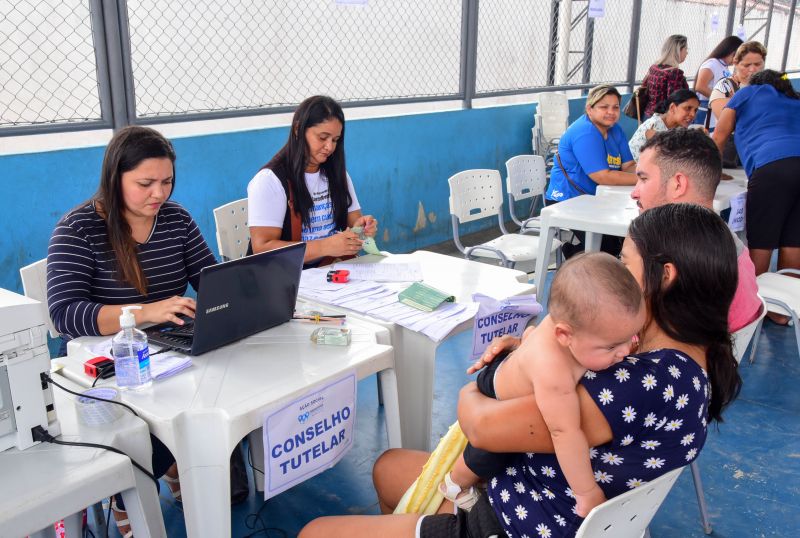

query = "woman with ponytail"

[{"left": 300, "top": 203, "right": 742, "bottom": 538}]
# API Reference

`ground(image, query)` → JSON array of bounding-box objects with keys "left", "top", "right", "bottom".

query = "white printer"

[{"left": 0, "top": 288, "right": 60, "bottom": 451}]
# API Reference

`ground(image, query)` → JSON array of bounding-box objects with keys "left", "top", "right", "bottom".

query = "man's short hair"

[
  {"left": 639, "top": 128, "right": 721, "bottom": 200},
  {"left": 549, "top": 252, "right": 643, "bottom": 329}
]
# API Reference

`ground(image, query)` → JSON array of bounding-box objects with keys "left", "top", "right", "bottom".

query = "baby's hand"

[
  {"left": 467, "top": 335, "right": 521, "bottom": 374},
  {"left": 574, "top": 486, "right": 607, "bottom": 518}
]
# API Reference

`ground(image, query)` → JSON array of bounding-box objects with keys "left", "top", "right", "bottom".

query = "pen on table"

[{"left": 292, "top": 314, "right": 347, "bottom": 324}]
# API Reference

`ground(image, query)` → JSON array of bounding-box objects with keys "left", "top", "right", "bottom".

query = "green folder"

[{"left": 398, "top": 282, "right": 455, "bottom": 312}]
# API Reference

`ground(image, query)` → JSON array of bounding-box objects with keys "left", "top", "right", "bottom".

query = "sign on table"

[{"left": 263, "top": 372, "right": 357, "bottom": 499}]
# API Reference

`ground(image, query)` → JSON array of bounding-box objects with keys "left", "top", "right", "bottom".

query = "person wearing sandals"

[
  {"left": 46, "top": 126, "right": 214, "bottom": 535},
  {"left": 544, "top": 84, "right": 637, "bottom": 258},
  {"left": 437, "top": 253, "right": 645, "bottom": 518},
  {"left": 628, "top": 89, "right": 701, "bottom": 161},
  {"left": 298, "top": 203, "right": 742, "bottom": 537}
]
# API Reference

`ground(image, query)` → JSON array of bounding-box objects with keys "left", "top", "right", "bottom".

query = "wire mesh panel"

[
  {"left": 474, "top": 0, "right": 553, "bottom": 93},
  {"left": 125, "top": 0, "right": 463, "bottom": 119},
  {"left": 635, "top": 0, "right": 735, "bottom": 82},
  {"left": 788, "top": 7, "right": 800, "bottom": 70},
  {"left": 572, "top": 0, "right": 633, "bottom": 85},
  {"left": 0, "top": 0, "right": 102, "bottom": 128}
]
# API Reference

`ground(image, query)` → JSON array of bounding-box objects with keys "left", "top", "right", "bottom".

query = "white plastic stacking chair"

[
  {"left": 754, "top": 269, "right": 800, "bottom": 359},
  {"left": 19, "top": 259, "right": 59, "bottom": 338},
  {"left": 535, "top": 92, "right": 570, "bottom": 158},
  {"left": 505, "top": 155, "right": 548, "bottom": 234},
  {"left": 213, "top": 198, "right": 249, "bottom": 261},
  {"left": 687, "top": 294, "right": 768, "bottom": 535},
  {"left": 574, "top": 466, "right": 684, "bottom": 538},
  {"left": 448, "top": 169, "right": 559, "bottom": 269}
]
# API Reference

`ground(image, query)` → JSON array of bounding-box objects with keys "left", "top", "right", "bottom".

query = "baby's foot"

[{"left": 439, "top": 472, "right": 480, "bottom": 512}]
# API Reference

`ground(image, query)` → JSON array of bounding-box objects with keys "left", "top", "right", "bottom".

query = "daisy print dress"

[{"left": 486, "top": 349, "right": 709, "bottom": 537}]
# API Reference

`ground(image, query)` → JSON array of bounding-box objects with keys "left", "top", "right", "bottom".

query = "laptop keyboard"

[{"left": 158, "top": 320, "right": 195, "bottom": 338}]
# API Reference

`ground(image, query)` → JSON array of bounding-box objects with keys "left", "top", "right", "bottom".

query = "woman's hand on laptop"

[{"left": 142, "top": 296, "right": 197, "bottom": 325}]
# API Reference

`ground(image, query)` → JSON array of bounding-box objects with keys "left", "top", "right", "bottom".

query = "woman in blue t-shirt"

[
  {"left": 713, "top": 70, "right": 800, "bottom": 288},
  {"left": 545, "top": 84, "right": 637, "bottom": 257},
  {"left": 298, "top": 204, "right": 742, "bottom": 538}
]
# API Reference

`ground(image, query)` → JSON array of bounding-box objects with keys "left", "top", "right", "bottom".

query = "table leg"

[
  {"left": 120, "top": 485, "right": 154, "bottom": 538},
  {"left": 170, "top": 413, "right": 233, "bottom": 538},
  {"left": 584, "top": 231, "right": 602, "bottom": 252},
  {"left": 391, "top": 327, "right": 438, "bottom": 451},
  {"left": 533, "top": 221, "right": 557, "bottom": 303},
  {"left": 378, "top": 368, "right": 402, "bottom": 448}
]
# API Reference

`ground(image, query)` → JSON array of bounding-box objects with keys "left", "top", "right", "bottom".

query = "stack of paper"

[
  {"left": 299, "top": 268, "right": 478, "bottom": 342},
  {"left": 150, "top": 352, "right": 193, "bottom": 379}
]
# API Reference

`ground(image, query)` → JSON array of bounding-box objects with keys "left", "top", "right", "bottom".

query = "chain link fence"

[
  {"left": 0, "top": 0, "right": 102, "bottom": 128},
  {"left": 2, "top": 0, "right": 799, "bottom": 134},
  {"left": 126, "top": 0, "right": 463, "bottom": 119}
]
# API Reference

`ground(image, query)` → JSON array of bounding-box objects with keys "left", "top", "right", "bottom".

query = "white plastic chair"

[
  {"left": 213, "top": 198, "right": 249, "bottom": 262},
  {"left": 574, "top": 466, "right": 684, "bottom": 538},
  {"left": 19, "top": 259, "right": 59, "bottom": 338},
  {"left": 754, "top": 269, "right": 800, "bottom": 359},
  {"left": 448, "top": 169, "right": 560, "bottom": 269},
  {"left": 534, "top": 92, "right": 569, "bottom": 158},
  {"left": 686, "top": 294, "right": 768, "bottom": 535},
  {"left": 505, "top": 155, "right": 547, "bottom": 234}
]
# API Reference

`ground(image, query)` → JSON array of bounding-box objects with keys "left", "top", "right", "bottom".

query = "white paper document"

[
  {"left": 150, "top": 352, "right": 193, "bottom": 379},
  {"left": 333, "top": 262, "right": 423, "bottom": 282}
]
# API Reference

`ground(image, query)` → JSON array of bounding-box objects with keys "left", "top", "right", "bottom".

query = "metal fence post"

[
  {"left": 460, "top": 0, "right": 479, "bottom": 109},
  {"left": 725, "top": 0, "right": 737, "bottom": 36},
  {"left": 764, "top": 0, "right": 775, "bottom": 48},
  {"left": 546, "top": 0, "right": 561, "bottom": 86},
  {"left": 782, "top": 0, "right": 799, "bottom": 71},
  {"left": 581, "top": 14, "right": 595, "bottom": 85},
  {"left": 99, "top": 0, "right": 133, "bottom": 129},
  {"left": 626, "top": 0, "right": 643, "bottom": 90}
]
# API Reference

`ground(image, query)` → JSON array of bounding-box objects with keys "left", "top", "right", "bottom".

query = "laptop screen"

[{"left": 190, "top": 242, "right": 306, "bottom": 354}]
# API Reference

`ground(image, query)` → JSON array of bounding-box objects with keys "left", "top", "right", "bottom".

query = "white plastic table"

[
  {"left": 299, "top": 250, "right": 536, "bottom": 451},
  {"left": 54, "top": 317, "right": 399, "bottom": 538},
  {"left": 0, "top": 381, "right": 165, "bottom": 538},
  {"left": 595, "top": 173, "right": 746, "bottom": 213}
]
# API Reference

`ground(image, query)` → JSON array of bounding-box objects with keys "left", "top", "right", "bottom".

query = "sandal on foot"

[
  {"left": 438, "top": 472, "right": 480, "bottom": 512},
  {"left": 111, "top": 498, "right": 133, "bottom": 538},
  {"left": 162, "top": 472, "right": 182, "bottom": 502}
]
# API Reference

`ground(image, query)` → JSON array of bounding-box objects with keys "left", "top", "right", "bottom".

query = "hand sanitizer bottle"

[{"left": 112, "top": 305, "right": 152, "bottom": 390}]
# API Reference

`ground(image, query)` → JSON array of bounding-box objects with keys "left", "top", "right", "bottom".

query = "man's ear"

[
  {"left": 554, "top": 322, "right": 574, "bottom": 346},
  {"left": 670, "top": 172, "right": 691, "bottom": 200},
  {"left": 662, "top": 262, "right": 678, "bottom": 287}
]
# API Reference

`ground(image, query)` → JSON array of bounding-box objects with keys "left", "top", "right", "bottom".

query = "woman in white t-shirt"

[
  {"left": 693, "top": 35, "right": 742, "bottom": 126},
  {"left": 247, "top": 95, "right": 377, "bottom": 265},
  {"left": 708, "top": 41, "right": 767, "bottom": 124}
]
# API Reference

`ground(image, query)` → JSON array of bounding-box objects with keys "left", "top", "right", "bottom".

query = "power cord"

[
  {"left": 42, "top": 372, "right": 140, "bottom": 417},
  {"left": 31, "top": 425, "right": 159, "bottom": 487},
  {"left": 91, "top": 347, "right": 176, "bottom": 387}
]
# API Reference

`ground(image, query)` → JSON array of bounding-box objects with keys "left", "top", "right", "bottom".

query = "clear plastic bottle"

[{"left": 112, "top": 305, "right": 152, "bottom": 390}]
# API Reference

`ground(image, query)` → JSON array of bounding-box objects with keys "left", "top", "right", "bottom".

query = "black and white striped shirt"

[{"left": 47, "top": 201, "right": 217, "bottom": 339}]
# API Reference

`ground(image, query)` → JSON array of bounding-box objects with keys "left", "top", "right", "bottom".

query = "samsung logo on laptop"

[{"left": 205, "top": 303, "right": 230, "bottom": 315}]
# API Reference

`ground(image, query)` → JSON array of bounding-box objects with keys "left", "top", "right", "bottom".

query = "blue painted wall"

[{"left": 0, "top": 104, "right": 537, "bottom": 293}]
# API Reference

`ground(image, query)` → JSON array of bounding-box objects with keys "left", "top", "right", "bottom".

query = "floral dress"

[{"left": 486, "top": 348, "right": 709, "bottom": 537}]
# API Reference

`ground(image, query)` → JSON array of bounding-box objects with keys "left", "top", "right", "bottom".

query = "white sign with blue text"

[
  {"left": 471, "top": 294, "right": 542, "bottom": 360},
  {"left": 263, "top": 371, "right": 357, "bottom": 500}
]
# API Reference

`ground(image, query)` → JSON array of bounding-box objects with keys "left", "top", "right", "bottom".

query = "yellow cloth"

[{"left": 393, "top": 421, "right": 468, "bottom": 515}]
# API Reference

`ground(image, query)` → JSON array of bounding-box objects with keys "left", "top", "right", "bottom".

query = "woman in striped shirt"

[{"left": 46, "top": 125, "right": 217, "bottom": 535}]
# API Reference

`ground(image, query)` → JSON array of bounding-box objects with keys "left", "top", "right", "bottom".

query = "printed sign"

[
  {"left": 588, "top": 0, "right": 606, "bottom": 18},
  {"left": 263, "top": 372, "right": 357, "bottom": 500},
  {"left": 728, "top": 192, "right": 746, "bottom": 233},
  {"left": 710, "top": 13, "right": 720, "bottom": 33},
  {"left": 471, "top": 294, "right": 542, "bottom": 360}
]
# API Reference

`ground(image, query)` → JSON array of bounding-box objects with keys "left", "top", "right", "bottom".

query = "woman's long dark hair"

[
  {"left": 654, "top": 89, "right": 700, "bottom": 115},
  {"left": 93, "top": 126, "right": 176, "bottom": 295},
  {"left": 628, "top": 204, "right": 742, "bottom": 423},
  {"left": 749, "top": 69, "right": 799, "bottom": 99},
  {"left": 267, "top": 95, "right": 351, "bottom": 227},
  {"left": 704, "top": 35, "right": 743, "bottom": 62}
]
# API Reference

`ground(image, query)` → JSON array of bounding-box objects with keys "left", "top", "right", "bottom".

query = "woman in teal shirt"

[{"left": 545, "top": 84, "right": 637, "bottom": 257}]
